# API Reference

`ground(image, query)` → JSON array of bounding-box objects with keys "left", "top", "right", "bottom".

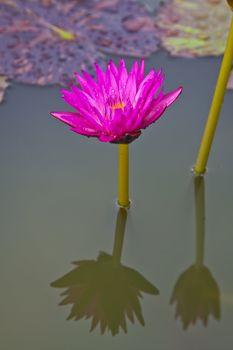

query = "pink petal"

[
  {"left": 134, "top": 69, "right": 156, "bottom": 106},
  {"left": 137, "top": 59, "right": 145, "bottom": 86},
  {"left": 60, "top": 89, "right": 81, "bottom": 111},
  {"left": 94, "top": 63, "right": 107, "bottom": 101},
  {"left": 94, "top": 63, "right": 106, "bottom": 82},
  {"left": 50, "top": 111, "right": 81, "bottom": 127},
  {"left": 71, "top": 126, "right": 101, "bottom": 137},
  {"left": 105, "top": 64, "right": 120, "bottom": 101},
  {"left": 139, "top": 87, "right": 182, "bottom": 128},
  {"left": 110, "top": 108, "right": 125, "bottom": 133},
  {"left": 137, "top": 73, "right": 165, "bottom": 117},
  {"left": 75, "top": 71, "right": 104, "bottom": 109},
  {"left": 99, "top": 134, "right": 116, "bottom": 142},
  {"left": 140, "top": 104, "right": 167, "bottom": 128},
  {"left": 50, "top": 111, "right": 100, "bottom": 131},
  {"left": 118, "top": 58, "right": 128, "bottom": 101},
  {"left": 108, "top": 59, "right": 118, "bottom": 79},
  {"left": 130, "top": 60, "right": 138, "bottom": 78},
  {"left": 71, "top": 83, "right": 104, "bottom": 115},
  {"left": 124, "top": 99, "right": 140, "bottom": 130},
  {"left": 62, "top": 88, "right": 103, "bottom": 128},
  {"left": 159, "top": 86, "right": 183, "bottom": 107},
  {"left": 124, "top": 69, "right": 137, "bottom": 105},
  {"left": 69, "top": 86, "right": 98, "bottom": 110},
  {"left": 74, "top": 72, "right": 92, "bottom": 95}
]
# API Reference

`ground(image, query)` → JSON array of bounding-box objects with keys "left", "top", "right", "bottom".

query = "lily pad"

[
  {"left": 85, "top": 0, "right": 159, "bottom": 57},
  {"left": 0, "top": 0, "right": 159, "bottom": 86},
  {"left": 0, "top": 0, "right": 105, "bottom": 85},
  {"left": 156, "top": 0, "right": 232, "bottom": 57}
]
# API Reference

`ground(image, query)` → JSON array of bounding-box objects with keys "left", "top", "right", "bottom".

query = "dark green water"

[{"left": 1, "top": 2, "right": 233, "bottom": 348}]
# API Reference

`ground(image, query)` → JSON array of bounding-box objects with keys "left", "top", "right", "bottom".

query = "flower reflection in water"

[
  {"left": 51, "top": 208, "right": 159, "bottom": 335},
  {"left": 170, "top": 176, "right": 221, "bottom": 330}
]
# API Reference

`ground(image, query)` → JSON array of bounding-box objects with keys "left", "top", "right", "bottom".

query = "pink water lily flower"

[{"left": 51, "top": 59, "right": 182, "bottom": 143}]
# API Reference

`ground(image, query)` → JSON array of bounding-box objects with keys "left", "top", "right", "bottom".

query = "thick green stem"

[
  {"left": 194, "top": 15, "right": 233, "bottom": 174},
  {"left": 118, "top": 144, "right": 130, "bottom": 208}
]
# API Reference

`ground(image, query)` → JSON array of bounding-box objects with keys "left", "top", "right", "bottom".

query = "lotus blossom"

[{"left": 51, "top": 58, "right": 182, "bottom": 143}]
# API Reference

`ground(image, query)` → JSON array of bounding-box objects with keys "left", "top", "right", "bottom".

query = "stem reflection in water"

[
  {"left": 51, "top": 208, "right": 159, "bottom": 336},
  {"left": 170, "top": 176, "right": 221, "bottom": 330}
]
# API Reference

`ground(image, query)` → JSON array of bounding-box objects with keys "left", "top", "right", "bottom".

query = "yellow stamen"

[{"left": 112, "top": 102, "right": 125, "bottom": 110}]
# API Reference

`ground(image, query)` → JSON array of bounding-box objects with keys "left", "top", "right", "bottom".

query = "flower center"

[{"left": 111, "top": 102, "right": 125, "bottom": 110}]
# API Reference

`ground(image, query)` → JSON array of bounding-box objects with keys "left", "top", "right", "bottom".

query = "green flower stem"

[
  {"left": 118, "top": 144, "right": 130, "bottom": 208},
  {"left": 194, "top": 15, "right": 233, "bottom": 174}
]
